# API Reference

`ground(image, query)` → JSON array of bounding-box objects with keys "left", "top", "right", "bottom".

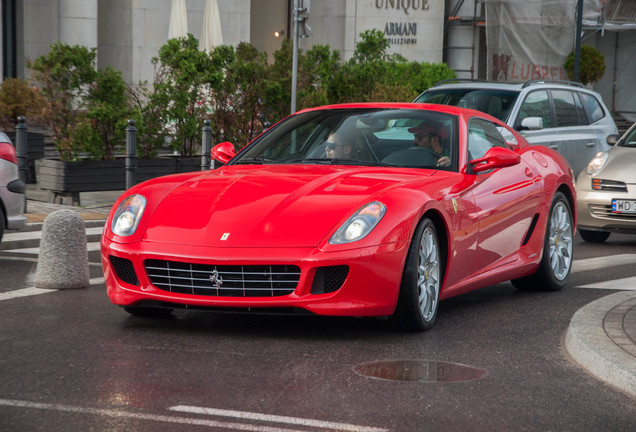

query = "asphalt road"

[{"left": 0, "top": 233, "right": 634, "bottom": 431}]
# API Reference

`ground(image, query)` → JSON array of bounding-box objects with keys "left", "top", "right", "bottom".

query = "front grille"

[
  {"left": 589, "top": 204, "right": 636, "bottom": 220},
  {"left": 110, "top": 256, "right": 139, "bottom": 286},
  {"left": 144, "top": 259, "right": 301, "bottom": 297}
]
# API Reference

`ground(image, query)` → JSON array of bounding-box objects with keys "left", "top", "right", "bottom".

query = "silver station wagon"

[{"left": 415, "top": 80, "right": 618, "bottom": 177}]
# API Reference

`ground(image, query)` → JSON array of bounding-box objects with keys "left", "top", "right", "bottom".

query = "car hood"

[
  {"left": 606, "top": 146, "right": 636, "bottom": 183},
  {"left": 143, "top": 165, "right": 433, "bottom": 248}
]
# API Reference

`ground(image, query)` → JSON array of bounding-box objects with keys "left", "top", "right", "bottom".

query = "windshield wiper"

[
  {"left": 235, "top": 157, "right": 278, "bottom": 165},
  {"left": 284, "top": 158, "right": 335, "bottom": 164},
  {"left": 285, "top": 158, "right": 393, "bottom": 167}
]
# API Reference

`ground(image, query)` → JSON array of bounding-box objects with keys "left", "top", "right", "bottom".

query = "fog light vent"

[
  {"left": 311, "top": 265, "right": 349, "bottom": 294},
  {"left": 110, "top": 256, "right": 139, "bottom": 286}
]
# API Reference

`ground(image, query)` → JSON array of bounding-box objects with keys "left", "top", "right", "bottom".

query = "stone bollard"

[{"left": 35, "top": 210, "right": 90, "bottom": 289}]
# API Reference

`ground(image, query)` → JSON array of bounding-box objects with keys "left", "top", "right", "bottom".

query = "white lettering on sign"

[{"left": 375, "top": 0, "right": 430, "bottom": 15}]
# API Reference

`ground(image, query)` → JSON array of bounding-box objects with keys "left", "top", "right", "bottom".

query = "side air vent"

[
  {"left": 311, "top": 266, "right": 349, "bottom": 295},
  {"left": 522, "top": 214, "right": 540, "bottom": 246},
  {"left": 110, "top": 256, "right": 140, "bottom": 286}
]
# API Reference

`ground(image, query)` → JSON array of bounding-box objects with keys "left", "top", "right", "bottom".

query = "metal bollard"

[
  {"left": 201, "top": 119, "right": 212, "bottom": 170},
  {"left": 15, "top": 116, "right": 28, "bottom": 182},
  {"left": 126, "top": 119, "right": 137, "bottom": 189},
  {"left": 35, "top": 210, "right": 89, "bottom": 289}
]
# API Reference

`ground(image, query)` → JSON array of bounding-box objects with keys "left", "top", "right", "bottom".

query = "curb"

[{"left": 565, "top": 291, "right": 636, "bottom": 397}]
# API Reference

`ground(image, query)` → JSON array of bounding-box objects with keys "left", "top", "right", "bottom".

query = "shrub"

[
  {"left": 564, "top": 45, "right": 606, "bottom": 85},
  {"left": 0, "top": 78, "right": 44, "bottom": 131},
  {"left": 28, "top": 42, "right": 97, "bottom": 160},
  {"left": 149, "top": 34, "right": 218, "bottom": 156},
  {"left": 29, "top": 42, "right": 132, "bottom": 160}
]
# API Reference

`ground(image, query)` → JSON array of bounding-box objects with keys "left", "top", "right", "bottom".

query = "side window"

[
  {"left": 579, "top": 92, "right": 605, "bottom": 123},
  {"left": 573, "top": 92, "right": 589, "bottom": 125},
  {"left": 552, "top": 90, "right": 587, "bottom": 127},
  {"left": 516, "top": 90, "right": 551, "bottom": 128},
  {"left": 468, "top": 118, "right": 507, "bottom": 160}
]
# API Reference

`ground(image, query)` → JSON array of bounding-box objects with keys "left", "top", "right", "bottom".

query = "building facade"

[{"left": 1, "top": 0, "right": 634, "bottom": 119}]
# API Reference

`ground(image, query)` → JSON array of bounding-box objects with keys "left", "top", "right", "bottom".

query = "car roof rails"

[
  {"left": 432, "top": 79, "right": 492, "bottom": 87},
  {"left": 522, "top": 79, "right": 586, "bottom": 89}
]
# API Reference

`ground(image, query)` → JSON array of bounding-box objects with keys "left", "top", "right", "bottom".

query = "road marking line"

[
  {"left": 0, "top": 278, "right": 105, "bottom": 302},
  {"left": 170, "top": 405, "right": 389, "bottom": 432},
  {"left": 0, "top": 256, "right": 102, "bottom": 267},
  {"left": 0, "top": 398, "right": 309, "bottom": 431},
  {"left": 1, "top": 241, "right": 102, "bottom": 255},
  {"left": 577, "top": 276, "right": 636, "bottom": 290},
  {"left": 572, "top": 254, "right": 636, "bottom": 273},
  {"left": 0, "top": 256, "right": 40, "bottom": 263},
  {"left": 0, "top": 287, "right": 54, "bottom": 301}
]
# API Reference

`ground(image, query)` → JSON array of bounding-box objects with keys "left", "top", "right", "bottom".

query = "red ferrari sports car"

[{"left": 101, "top": 103, "right": 576, "bottom": 331}]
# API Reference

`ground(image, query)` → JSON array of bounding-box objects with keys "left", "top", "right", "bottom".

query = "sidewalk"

[
  {"left": 19, "top": 184, "right": 636, "bottom": 398},
  {"left": 24, "top": 184, "right": 122, "bottom": 223}
]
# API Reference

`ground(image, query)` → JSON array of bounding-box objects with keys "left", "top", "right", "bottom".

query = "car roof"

[
  {"left": 296, "top": 102, "right": 481, "bottom": 118},
  {"left": 425, "top": 79, "right": 591, "bottom": 93}
]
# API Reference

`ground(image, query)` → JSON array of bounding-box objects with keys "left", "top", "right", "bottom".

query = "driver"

[
  {"left": 408, "top": 120, "right": 450, "bottom": 167},
  {"left": 324, "top": 130, "right": 354, "bottom": 159}
]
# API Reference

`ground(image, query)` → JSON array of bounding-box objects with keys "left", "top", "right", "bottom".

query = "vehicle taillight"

[{"left": 0, "top": 142, "right": 18, "bottom": 164}]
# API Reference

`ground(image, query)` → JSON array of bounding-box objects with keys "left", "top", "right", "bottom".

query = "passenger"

[{"left": 408, "top": 120, "right": 451, "bottom": 167}]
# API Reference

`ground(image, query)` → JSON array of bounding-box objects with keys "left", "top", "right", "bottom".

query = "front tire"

[
  {"left": 512, "top": 191, "right": 573, "bottom": 291},
  {"left": 391, "top": 218, "right": 443, "bottom": 332},
  {"left": 579, "top": 229, "right": 610, "bottom": 243},
  {"left": 123, "top": 306, "right": 174, "bottom": 318}
]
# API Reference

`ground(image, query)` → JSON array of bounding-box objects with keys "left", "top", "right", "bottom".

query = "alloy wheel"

[
  {"left": 548, "top": 201, "right": 573, "bottom": 281},
  {"left": 417, "top": 226, "right": 440, "bottom": 321}
]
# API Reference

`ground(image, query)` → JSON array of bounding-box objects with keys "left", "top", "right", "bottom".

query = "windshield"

[
  {"left": 619, "top": 126, "right": 636, "bottom": 147},
  {"left": 415, "top": 88, "right": 519, "bottom": 122},
  {"left": 232, "top": 108, "right": 458, "bottom": 170}
]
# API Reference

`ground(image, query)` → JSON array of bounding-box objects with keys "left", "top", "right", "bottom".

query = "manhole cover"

[{"left": 354, "top": 360, "right": 488, "bottom": 382}]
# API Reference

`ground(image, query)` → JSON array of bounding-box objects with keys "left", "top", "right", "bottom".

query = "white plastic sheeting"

[
  {"left": 199, "top": 0, "right": 224, "bottom": 53},
  {"left": 485, "top": 0, "right": 576, "bottom": 82},
  {"left": 168, "top": 0, "right": 188, "bottom": 40}
]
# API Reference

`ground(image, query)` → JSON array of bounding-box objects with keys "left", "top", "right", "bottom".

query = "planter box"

[
  {"left": 37, "top": 159, "right": 127, "bottom": 193},
  {"left": 36, "top": 157, "right": 202, "bottom": 198}
]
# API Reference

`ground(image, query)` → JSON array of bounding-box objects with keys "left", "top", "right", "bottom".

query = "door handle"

[
  {"left": 586, "top": 142, "right": 595, "bottom": 148},
  {"left": 549, "top": 144, "right": 558, "bottom": 149}
]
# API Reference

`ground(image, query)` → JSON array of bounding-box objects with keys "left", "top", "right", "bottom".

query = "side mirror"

[
  {"left": 606, "top": 134, "right": 619, "bottom": 146},
  {"left": 520, "top": 117, "right": 544, "bottom": 131},
  {"left": 470, "top": 147, "right": 521, "bottom": 173},
  {"left": 211, "top": 142, "right": 236, "bottom": 164}
]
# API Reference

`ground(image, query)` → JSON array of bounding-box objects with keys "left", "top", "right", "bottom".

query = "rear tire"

[
  {"left": 391, "top": 218, "right": 443, "bottom": 332},
  {"left": 512, "top": 192, "right": 573, "bottom": 291},
  {"left": 579, "top": 229, "right": 610, "bottom": 243}
]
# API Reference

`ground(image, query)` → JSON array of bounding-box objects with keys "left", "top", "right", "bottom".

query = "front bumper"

[
  {"left": 101, "top": 237, "right": 409, "bottom": 317},
  {"left": 576, "top": 189, "right": 636, "bottom": 234}
]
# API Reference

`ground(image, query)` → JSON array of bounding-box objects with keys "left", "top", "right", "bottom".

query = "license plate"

[{"left": 611, "top": 199, "right": 636, "bottom": 213}]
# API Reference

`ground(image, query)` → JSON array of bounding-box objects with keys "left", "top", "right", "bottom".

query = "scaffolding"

[{"left": 444, "top": 0, "right": 485, "bottom": 79}]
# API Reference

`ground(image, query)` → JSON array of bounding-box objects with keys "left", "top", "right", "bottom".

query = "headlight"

[
  {"left": 586, "top": 152, "right": 608, "bottom": 175},
  {"left": 111, "top": 194, "right": 147, "bottom": 236},
  {"left": 329, "top": 202, "right": 386, "bottom": 244}
]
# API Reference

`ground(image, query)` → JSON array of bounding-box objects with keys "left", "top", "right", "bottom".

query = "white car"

[
  {"left": 415, "top": 79, "right": 618, "bottom": 177},
  {"left": 0, "top": 131, "right": 27, "bottom": 243},
  {"left": 576, "top": 122, "right": 636, "bottom": 242}
]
